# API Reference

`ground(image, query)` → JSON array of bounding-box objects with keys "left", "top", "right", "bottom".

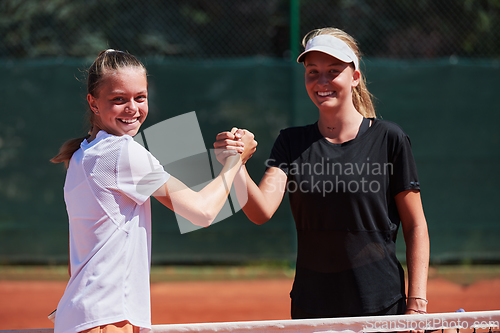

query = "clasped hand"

[{"left": 213, "top": 128, "right": 257, "bottom": 165}]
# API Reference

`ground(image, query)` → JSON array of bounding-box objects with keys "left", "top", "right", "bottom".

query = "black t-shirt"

[{"left": 267, "top": 118, "right": 420, "bottom": 316}]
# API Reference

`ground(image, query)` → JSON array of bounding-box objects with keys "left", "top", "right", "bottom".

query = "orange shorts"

[{"left": 80, "top": 321, "right": 140, "bottom": 333}]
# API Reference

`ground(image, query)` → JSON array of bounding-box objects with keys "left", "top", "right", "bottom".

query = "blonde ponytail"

[
  {"left": 50, "top": 135, "right": 90, "bottom": 168},
  {"left": 352, "top": 77, "right": 376, "bottom": 118}
]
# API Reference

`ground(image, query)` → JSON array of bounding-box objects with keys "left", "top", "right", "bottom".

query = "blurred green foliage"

[{"left": 0, "top": 0, "right": 499, "bottom": 59}]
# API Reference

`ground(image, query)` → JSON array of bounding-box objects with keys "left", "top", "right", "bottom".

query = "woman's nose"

[
  {"left": 125, "top": 101, "right": 138, "bottom": 113},
  {"left": 317, "top": 73, "right": 329, "bottom": 86}
]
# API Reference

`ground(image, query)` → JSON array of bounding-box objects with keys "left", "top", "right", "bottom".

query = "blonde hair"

[
  {"left": 51, "top": 49, "right": 147, "bottom": 167},
  {"left": 302, "top": 28, "right": 376, "bottom": 118}
]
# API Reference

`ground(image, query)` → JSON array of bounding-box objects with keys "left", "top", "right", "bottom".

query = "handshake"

[
  {"left": 213, "top": 127, "right": 257, "bottom": 166},
  {"left": 133, "top": 113, "right": 259, "bottom": 234}
]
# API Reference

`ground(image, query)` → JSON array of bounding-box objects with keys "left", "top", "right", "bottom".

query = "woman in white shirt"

[{"left": 51, "top": 49, "right": 256, "bottom": 333}]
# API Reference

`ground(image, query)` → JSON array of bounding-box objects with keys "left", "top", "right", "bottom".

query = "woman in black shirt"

[{"left": 214, "top": 27, "right": 429, "bottom": 319}]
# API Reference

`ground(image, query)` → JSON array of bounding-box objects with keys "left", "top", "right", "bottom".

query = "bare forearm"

[
  {"left": 240, "top": 170, "right": 272, "bottom": 224},
  {"left": 405, "top": 223, "right": 429, "bottom": 299},
  {"left": 396, "top": 190, "right": 430, "bottom": 314},
  {"left": 155, "top": 155, "right": 242, "bottom": 227},
  {"left": 404, "top": 221, "right": 429, "bottom": 316},
  {"left": 236, "top": 166, "right": 286, "bottom": 225},
  {"left": 196, "top": 155, "right": 242, "bottom": 222},
  {"left": 213, "top": 129, "right": 283, "bottom": 224}
]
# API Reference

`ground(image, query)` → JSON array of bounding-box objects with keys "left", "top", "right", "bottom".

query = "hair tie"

[{"left": 407, "top": 296, "right": 428, "bottom": 304}]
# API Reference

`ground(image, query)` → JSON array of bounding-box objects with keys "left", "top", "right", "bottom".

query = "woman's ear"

[
  {"left": 87, "top": 94, "right": 99, "bottom": 114},
  {"left": 351, "top": 69, "right": 361, "bottom": 88}
]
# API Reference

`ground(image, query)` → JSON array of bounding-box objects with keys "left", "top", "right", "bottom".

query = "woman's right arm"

[
  {"left": 152, "top": 128, "right": 257, "bottom": 227},
  {"left": 236, "top": 165, "right": 288, "bottom": 225},
  {"left": 215, "top": 130, "right": 288, "bottom": 225},
  {"left": 152, "top": 156, "right": 241, "bottom": 227}
]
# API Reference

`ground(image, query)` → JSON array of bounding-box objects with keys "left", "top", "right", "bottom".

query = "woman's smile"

[{"left": 317, "top": 91, "right": 336, "bottom": 97}]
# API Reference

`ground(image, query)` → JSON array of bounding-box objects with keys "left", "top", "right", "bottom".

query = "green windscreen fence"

[{"left": 1, "top": 57, "right": 499, "bottom": 265}]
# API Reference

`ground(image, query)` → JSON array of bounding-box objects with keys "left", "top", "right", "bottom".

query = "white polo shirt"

[{"left": 55, "top": 131, "right": 169, "bottom": 333}]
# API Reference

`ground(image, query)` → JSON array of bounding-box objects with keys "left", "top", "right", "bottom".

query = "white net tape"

[{"left": 1, "top": 311, "right": 499, "bottom": 333}]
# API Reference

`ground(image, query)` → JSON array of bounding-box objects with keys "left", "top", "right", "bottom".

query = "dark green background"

[{"left": 1, "top": 57, "right": 499, "bottom": 264}]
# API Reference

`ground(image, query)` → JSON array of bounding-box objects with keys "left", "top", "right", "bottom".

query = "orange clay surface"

[{"left": 1, "top": 273, "right": 500, "bottom": 329}]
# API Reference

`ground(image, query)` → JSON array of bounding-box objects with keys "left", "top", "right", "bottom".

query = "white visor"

[{"left": 297, "top": 35, "right": 359, "bottom": 70}]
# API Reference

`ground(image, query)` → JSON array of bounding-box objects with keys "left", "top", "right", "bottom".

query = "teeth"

[
  {"left": 120, "top": 118, "right": 137, "bottom": 124},
  {"left": 318, "top": 91, "right": 334, "bottom": 97}
]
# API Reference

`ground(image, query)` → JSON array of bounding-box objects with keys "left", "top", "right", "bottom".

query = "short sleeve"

[
  {"left": 389, "top": 132, "right": 420, "bottom": 197},
  {"left": 267, "top": 130, "right": 291, "bottom": 175},
  {"left": 117, "top": 138, "right": 170, "bottom": 205}
]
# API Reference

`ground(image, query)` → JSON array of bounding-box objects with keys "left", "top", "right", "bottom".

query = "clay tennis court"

[{"left": 1, "top": 266, "right": 499, "bottom": 330}]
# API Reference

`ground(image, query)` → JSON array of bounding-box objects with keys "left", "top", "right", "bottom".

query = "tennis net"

[{"left": 1, "top": 310, "right": 499, "bottom": 333}]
